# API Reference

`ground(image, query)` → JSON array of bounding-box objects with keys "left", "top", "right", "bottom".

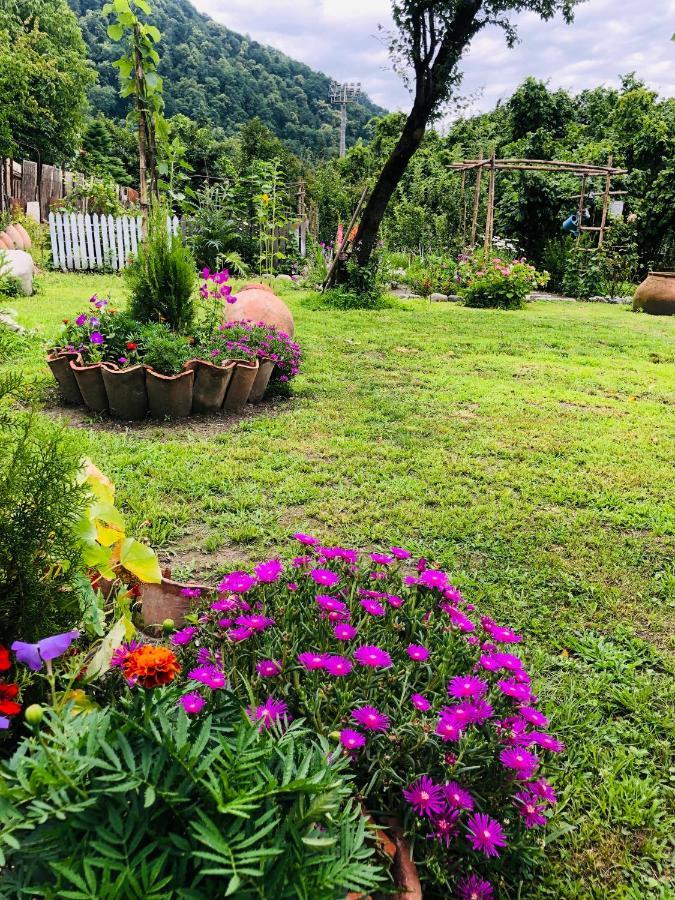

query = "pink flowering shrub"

[
  {"left": 168, "top": 540, "right": 565, "bottom": 896},
  {"left": 455, "top": 251, "right": 549, "bottom": 310}
]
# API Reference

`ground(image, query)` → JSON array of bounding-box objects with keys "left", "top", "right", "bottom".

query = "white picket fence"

[{"left": 49, "top": 212, "right": 180, "bottom": 272}]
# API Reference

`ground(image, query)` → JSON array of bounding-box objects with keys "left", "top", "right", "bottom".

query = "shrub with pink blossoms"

[{"left": 169, "top": 540, "right": 565, "bottom": 896}]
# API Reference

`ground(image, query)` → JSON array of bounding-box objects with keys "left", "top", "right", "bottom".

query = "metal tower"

[{"left": 329, "top": 81, "right": 362, "bottom": 157}]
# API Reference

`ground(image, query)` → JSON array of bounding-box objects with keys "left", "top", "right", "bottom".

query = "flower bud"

[
  {"left": 162, "top": 619, "right": 175, "bottom": 633},
  {"left": 25, "top": 704, "right": 44, "bottom": 726}
]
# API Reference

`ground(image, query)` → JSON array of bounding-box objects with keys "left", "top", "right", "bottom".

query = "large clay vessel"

[
  {"left": 12, "top": 223, "right": 31, "bottom": 249},
  {"left": 226, "top": 283, "right": 295, "bottom": 336},
  {"left": 47, "top": 351, "right": 83, "bottom": 405},
  {"left": 184, "top": 359, "right": 235, "bottom": 412},
  {"left": 141, "top": 575, "right": 211, "bottom": 627},
  {"left": 146, "top": 367, "right": 194, "bottom": 418},
  {"left": 102, "top": 364, "right": 148, "bottom": 420},
  {"left": 633, "top": 271, "right": 675, "bottom": 316}
]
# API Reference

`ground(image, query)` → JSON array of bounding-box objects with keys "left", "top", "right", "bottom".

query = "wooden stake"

[
  {"left": 598, "top": 154, "right": 613, "bottom": 248},
  {"left": 469, "top": 150, "right": 483, "bottom": 247},
  {"left": 459, "top": 170, "right": 467, "bottom": 247},
  {"left": 483, "top": 152, "right": 496, "bottom": 254}
]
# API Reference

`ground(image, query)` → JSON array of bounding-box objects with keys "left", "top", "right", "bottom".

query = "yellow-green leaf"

[
  {"left": 82, "top": 544, "right": 116, "bottom": 581},
  {"left": 119, "top": 537, "right": 161, "bottom": 583},
  {"left": 83, "top": 616, "right": 134, "bottom": 680}
]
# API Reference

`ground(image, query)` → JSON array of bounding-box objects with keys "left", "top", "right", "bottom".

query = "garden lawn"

[{"left": 6, "top": 272, "right": 675, "bottom": 897}]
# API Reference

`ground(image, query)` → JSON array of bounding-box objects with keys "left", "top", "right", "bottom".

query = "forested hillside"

[{"left": 67, "top": 0, "right": 384, "bottom": 158}]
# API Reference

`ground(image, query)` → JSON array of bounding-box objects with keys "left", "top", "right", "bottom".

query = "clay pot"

[
  {"left": 248, "top": 357, "right": 275, "bottom": 403},
  {"left": 140, "top": 575, "right": 211, "bottom": 627},
  {"left": 184, "top": 359, "right": 236, "bottom": 413},
  {"left": 47, "top": 351, "right": 83, "bottom": 405},
  {"left": 4, "top": 224, "right": 23, "bottom": 250},
  {"left": 240, "top": 282, "right": 275, "bottom": 295},
  {"left": 379, "top": 817, "right": 422, "bottom": 900},
  {"left": 223, "top": 358, "right": 259, "bottom": 410},
  {"left": 0, "top": 233, "right": 12, "bottom": 251},
  {"left": 101, "top": 363, "right": 148, "bottom": 420},
  {"left": 633, "top": 271, "right": 675, "bottom": 316},
  {"left": 12, "top": 222, "right": 31, "bottom": 249},
  {"left": 226, "top": 285, "right": 295, "bottom": 337},
  {"left": 71, "top": 359, "right": 108, "bottom": 413},
  {"left": 146, "top": 366, "right": 195, "bottom": 418}
]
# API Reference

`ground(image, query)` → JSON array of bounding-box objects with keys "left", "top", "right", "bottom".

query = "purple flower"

[
  {"left": 310, "top": 568, "right": 340, "bottom": 588},
  {"left": 411, "top": 693, "right": 431, "bottom": 712},
  {"left": 333, "top": 623, "right": 357, "bottom": 641},
  {"left": 353, "top": 645, "right": 392, "bottom": 669},
  {"left": 448, "top": 675, "right": 488, "bottom": 699},
  {"left": 293, "top": 532, "right": 318, "bottom": 545},
  {"left": 218, "top": 572, "right": 257, "bottom": 593},
  {"left": 444, "top": 781, "right": 475, "bottom": 811},
  {"left": 12, "top": 631, "right": 80, "bottom": 671},
  {"left": 0, "top": 716, "right": 10, "bottom": 730},
  {"left": 481, "top": 616, "right": 522, "bottom": 644},
  {"left": 316, "top": 594, "right": 348, "bottom": 615},
  {"left": 89, "top": 331, "right": 104, "bottom": 345},
  {"left": 235, "top": 614, "right": 275, "bottom": 633},
  {"left": 499, "top": 747, "right": 539, "bottom": 779},
  {"left": 255, "top": 559, "right": 283, "bottom": 583},
  {"left": 181, "top": 587, "right": 202, "bottom": 599},
  {"left": 250, "top": 696, "right": 289, "bottom": 730},
  {"left": 89, "top": 316, "right": 100, "bottom": 327},
  {"left": 386, "top": 593, "right": 403, "bottom": 608},
  {"left": 457, "top": 874, "right": 494, "bottom": 900},
  {"left": 340, "top": 728, "right": 365, "bottom": 750},
  {"left": 519, "top": 705, "right": 549, "bottom": 727},
  {"left": 298, "top": 652, "right": 328, "bottom": 670},
  {"left": 403, "top": 775, "right": 446, "bottom": 817},
  {"left": 171, "top": 626, "right": 197, "bottom": 646},
  {"left": 497, "top": 679, "right": 533, "bottom": 702},
  {"left": 256, "top": 659, "right": 282, "bottom": 677},
  {"left": 430, "top": 810, "right": 460, "bottom": 846},
  {"left": 360, "top": 598, "right": 386, "bottom": 616},
  {"left": 406, "top": 643, "right": 430, "bottom": 662},
  {"left": 436, "top": 715, "right": 464, "bottom": 743},
  {"left": 370, "top": 552, "right": 394, "bottom": 565},
  {"left": 351, "top": 705, "right": 390, "bottom": 732},
  {"left": 75, "top": 313, "right": 87, "bottom": 326},
  {"left": 324, "top": 655, "right": 352, "bottom": 676},
  {"left": 466, "top": 813, "right": 507, "bottom": 858},
  {"left": 228, "top": 626, "right": 253, "bottom": 642},
  {"left": 211, "top": 597, "right": 238, "bottom": 612},
  {"left": 480, "top": 651, "right": 524, "bottom": 673},
  {"left": 188, "top": 666, "right": 226, "bottom": 690},
  {"left": 514, "top": 790, "right": 548, "bottom": 828},
  {"left": 530, "top": 778, "right": 558, "bottom": 804},
  {"left": 117, "top": 356, "right": 128, "bottom": 365},
  {"left": 390, "top": 546, "right": 411, "bottom": 560},
  {"left": 526, "top": 731, "right": 565, "bottom": 753},
  {"left": 418, "top": 569, "right": 449, "bottom": 590},
  {"left": 179, "top": 692, "right": 205, "bottom": 715},
  {"left": 443, "top": 605, "right": 476, "bottom": 632}
]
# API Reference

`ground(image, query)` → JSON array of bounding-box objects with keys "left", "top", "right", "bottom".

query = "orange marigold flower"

[{"left": 122, "top": 645, "right": 180, "bottom": 689}]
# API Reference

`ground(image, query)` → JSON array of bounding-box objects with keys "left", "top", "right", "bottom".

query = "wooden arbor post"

[
  {"left": 483, "top": 152, "right": 497, "bottom": 254},
  {"left": 469, "top": 150, "right": 484, "bottom": 247}
]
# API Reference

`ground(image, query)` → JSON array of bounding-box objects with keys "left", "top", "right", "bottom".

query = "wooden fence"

[
  {"left": 49, "top": 212, "right": 180, "bottom": 271},
  {"left": 1, "top": 157, "right": 137, "bottom": 222}
]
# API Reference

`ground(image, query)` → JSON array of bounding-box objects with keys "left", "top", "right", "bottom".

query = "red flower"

[
  {"left": 126, "top": 341, "right": 138, "bottom": 351},
  {"left": 0, "top": 645, "right": 9, "bottom": 671},
  {"left": 0, "top": 683, "right": 20, "bottom": 716}
]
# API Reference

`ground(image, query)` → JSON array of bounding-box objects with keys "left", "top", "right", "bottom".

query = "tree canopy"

[{"left": 0, "top": 0, "right": 94, "bottom": 163}]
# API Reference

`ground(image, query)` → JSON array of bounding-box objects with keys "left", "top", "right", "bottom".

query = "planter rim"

[
  {"left": 47, "top": 349, "right": 80, "bottom": 361},
  {"left": 233, "top": 357, "right": 259, "bottom": 370},
  {"left": 145, "top": 366, "right": 195, "bottom": 382},
  {"left": 70, "top": 359, "right": 103, "bottom": 372},
  {"left": 183, "top": 358, "right": 237, "bottom": 373},
  {"left": 101, "top": 361, "right": 146, "bottom": 374}
]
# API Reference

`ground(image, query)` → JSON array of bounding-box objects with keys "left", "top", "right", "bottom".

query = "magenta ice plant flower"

[
  {"left": 180, "top": 587, "right": 202, "bottom": 599},
  {"left": 370, "top": 552, "right": 394, "bottom": 565},
  {"left": 466, "top": 813, "right": 507, "bottom": 858},
  {"left": 390, "top": 546, "right": 411, "bottom": 559},
  {"left": 403, "top": 775, "right": 446, "bottom": 817},
  {"left": 235, "top": 614, "right": 275, "bottom": 633},
  {"left": 353, "top": 645, "right": 392, "bottom": 668},
  {"left": 171, "top": 626, "right": 197, "bottom": 646},
  {"left": 497, "top": 679, "right": 533, "bottom": 702},
  {"left": 430, "top": 810, "right": 460, "bottom": 846},
  {"left": 310, "top": 568, "right": 340, "bottom": 588},
  {"left": 339, "top": 728, "right": 366, "bottom": 750},
  {"left": 411, "top": 693, "right": 431, "bottom": 712},
  {"left": 293, "top": 532, "right": 318, "bottom": 545},
  {"left": 297, "top": 652, "right": 328, "bottom": 670},
  {"left": 499, "top": 747, "right": 539, "bottom": 779},
  {"left": 530, "top": 778, "right": 558, "bottom": 804},
  {"left": 360, "top": 598, "right": 386, "bottom": 616},
  {"left": 179, "top": 692, "right": 205, "bottom": 715},
  {"left": 255, "top": 559, "right": 283, "bottom": 583},
  {"left": 351, "top": 705, "right": 390, "bottom": 732},
  {"left": 250, "top": 696, "right": 289, "bottom": 730},
  {"left": 418, "top": 569, "right": 449, "bottom": 590},
  {"left": 519, "top": 705, "right": 549, "bottom": 727},
  {"left": 448, "top": 675, "right": 489, "bottom": 699},
  {"left": 218, "top": 572, "right": 257, "bottom": 593},
  {"left": 333, "top": 623, "right": 357, "bottom": 641},
  {"left": 256, "top": 659, "right": 282, "bottom": 677},
  {"left": 456, "top": 874, "right": 494, "bottom": 899},
  {"left": 324, "top": 655, "right": 352, "bottom": 676},
  {"left": 436, "top": 714, "right": 464, "bottom": 743},
  {"left": 406, "top": 644, "right": 430, "bottom": 662},
  {"left": 513, "top": 790, "right": 548, "bottom": 828},
  {"left": 444, "top": 781, "right": 475, "bottom": 811}
]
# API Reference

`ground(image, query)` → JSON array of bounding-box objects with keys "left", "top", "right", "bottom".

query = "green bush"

[
  {"left": 140, "top": 323, "right": 193, "bottom": 375},
  {"left": 0, "top": 374, "right": 88, "bottom": 644},
  {"left": 457, "top": 251, "right": 548, "bottom": 310},
  {"left": 126, "top": 204, "right": 197, "bottom": 331},
  {"left": 0, "top": 688, "right": 387, "bottom": 898},
  {"left": 562, "top": 221, "right": 639, "bottom": 299}
]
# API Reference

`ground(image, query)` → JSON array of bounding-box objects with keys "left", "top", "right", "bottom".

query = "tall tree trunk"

[{"left": 352, "top": 106, "right": 428, "bottom": 269}]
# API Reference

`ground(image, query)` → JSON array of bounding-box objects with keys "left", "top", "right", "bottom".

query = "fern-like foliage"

[
  {"left": 0, "top": 374, "right": 88, "bottom": 643},
  {"left": 0, "top": 688, "right": 388, "bottom": 898}
]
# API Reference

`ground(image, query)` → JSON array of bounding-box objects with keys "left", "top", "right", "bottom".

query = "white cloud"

[{"left": 190, "top": 0, "right": 675, "bottom": 114}]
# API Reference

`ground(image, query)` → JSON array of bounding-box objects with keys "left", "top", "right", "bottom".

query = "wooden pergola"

[{"left": 449, "top": 153, "right": 628, "bottom": 252}]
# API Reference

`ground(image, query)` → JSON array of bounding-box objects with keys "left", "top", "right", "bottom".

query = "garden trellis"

[
  {"left": 450, "top": 155, "right": 628, "bottom": 252},
  {"left": 48, "top": 212, "right": 180, "bottom": 271}
]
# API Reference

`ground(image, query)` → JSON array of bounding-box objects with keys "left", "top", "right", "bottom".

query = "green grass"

[{"left": 5, "top": 272, "right": 675, "bottom": 897}]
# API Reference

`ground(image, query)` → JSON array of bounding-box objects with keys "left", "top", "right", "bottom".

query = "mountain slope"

[{"left": 68, "top": 0, "right": 385, "bottom": 157}]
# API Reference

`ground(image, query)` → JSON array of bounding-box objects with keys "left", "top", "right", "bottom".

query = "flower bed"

[
  {"left": 47, "top": 272, "right": 301, "bottom": 419},
  {"left": 149, "top": 538, "right": 565, "bottom": 896}
]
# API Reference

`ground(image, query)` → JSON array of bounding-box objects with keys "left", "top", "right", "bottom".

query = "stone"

[
  {"left": 0, "top": 309, "right": 25, "bottom": 333},
  {"left": 26, "top": 202, "right": 41, "bottom": 223},
  {"left": 275, "top": 273, "right": 294, "bottom": 283},
  {"left": 430, "top": 293, "right": 448, "bottom": 302},
  {"left": 1, "top": 249, "right": 34, "bottom": 295}
]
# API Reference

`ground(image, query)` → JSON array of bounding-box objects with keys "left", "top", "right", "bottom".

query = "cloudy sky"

[{"left": 191, "top": 0, "right": 674, "bottom": 117}]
